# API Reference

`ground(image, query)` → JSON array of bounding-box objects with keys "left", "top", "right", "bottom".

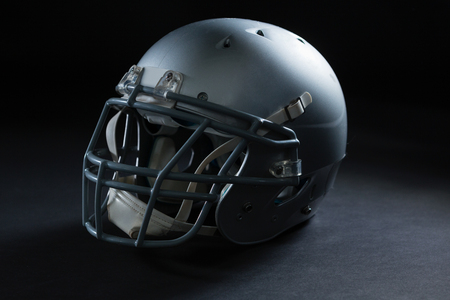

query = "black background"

[{"left": 2, "top": 1, "right": 450, "bottom": 299}]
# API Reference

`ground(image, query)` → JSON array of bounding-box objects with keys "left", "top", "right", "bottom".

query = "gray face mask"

[{"left": 105, "top": 81, "right": 311, "bottom": 240}]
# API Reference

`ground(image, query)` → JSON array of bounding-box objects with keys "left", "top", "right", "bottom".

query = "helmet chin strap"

[{"left": 174, "top": 137, "right": 241, "bottom": 222}]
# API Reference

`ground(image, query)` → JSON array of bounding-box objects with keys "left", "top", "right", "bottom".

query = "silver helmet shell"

[{"left": 82, "top": 18, "right": 347, "bottom": 247}]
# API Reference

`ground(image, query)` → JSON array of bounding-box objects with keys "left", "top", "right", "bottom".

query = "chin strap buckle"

[
  {"left": 153, "top": 70, "right": 184, "bottom": 100},
  {"left": 267, "top": 91, "right": 312, "bottom": 124},
  {"left": 264, "top": 92, "right": 312, "bottom": 178},
  {"left": 116, "top": 65, "right": 143, "bottom": 96},
  {"left": 269, "top": 159, "right": 302, "bottom": 178}
]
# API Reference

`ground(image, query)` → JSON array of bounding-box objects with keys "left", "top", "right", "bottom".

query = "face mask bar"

[{"left": 83, "top": 77, "right": 303, "bottom": 247}]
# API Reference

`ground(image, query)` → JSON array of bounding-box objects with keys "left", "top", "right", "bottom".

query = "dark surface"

[
  {"left": 2, "top": 1, "right": 449, "bottom": 299},
  {"left": 2, "top": 101, "right": 449, "bottom": 299}
]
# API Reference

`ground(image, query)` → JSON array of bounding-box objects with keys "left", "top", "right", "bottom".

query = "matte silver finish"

[{"left": 138, "top": 18, "right": 347, "bottom": 173}]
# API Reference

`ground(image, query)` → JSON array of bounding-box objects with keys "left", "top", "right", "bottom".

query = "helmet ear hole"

[
  {"left": 274, "top": 178, "right": 309, "bottom": 206},
  {"left": 309, "top": 184, "right": 316, "bottom": 201}
]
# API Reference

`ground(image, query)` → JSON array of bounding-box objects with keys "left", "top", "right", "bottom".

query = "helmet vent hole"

[
  {"left": 298, "top": 38, "right": 305, "bottom": 44},
  {"left": 256, "top": 30, "right": 265, "bottom": 37},
  {"left": 223, "top": 38, "right": 231, "bottom": 48}
]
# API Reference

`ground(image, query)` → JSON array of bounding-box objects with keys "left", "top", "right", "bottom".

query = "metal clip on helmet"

[{"left": 82, "top": 18, "right": 347, "bottom": 247}]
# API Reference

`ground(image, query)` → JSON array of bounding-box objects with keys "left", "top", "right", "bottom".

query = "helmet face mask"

[{"left": 82, "top": 18, "right": 347, "bottom": 247}]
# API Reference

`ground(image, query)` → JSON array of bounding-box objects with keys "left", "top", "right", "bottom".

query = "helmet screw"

[
  {"left": 301, "top": 205, "right": 312, "bottom": 215},
  {"left": 243, "top": 202, "right": 253, "bottom": 213},
  {"left": 275, "top": 166, "right": 283, "bottom": 176},
  {"left": 165, "top": 72, "right": 173, "bottom": 81},
  {"left": 197, "top": 92, "right": 208, "bottom": 101}
]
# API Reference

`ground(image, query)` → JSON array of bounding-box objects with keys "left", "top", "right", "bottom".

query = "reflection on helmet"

[{"left": 82, "top": 18, "right": 347, "bottom": 247}]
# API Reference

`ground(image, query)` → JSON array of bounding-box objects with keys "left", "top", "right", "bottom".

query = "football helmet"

[{"left": 82, "top": 18, "right": 347, "bottom": 247}]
